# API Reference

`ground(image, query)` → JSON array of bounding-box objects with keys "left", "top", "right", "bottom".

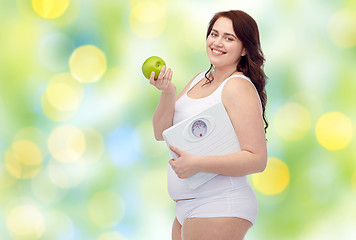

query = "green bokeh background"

[{"left": 1, "top": 0, "right": 356, "bottom": 239}]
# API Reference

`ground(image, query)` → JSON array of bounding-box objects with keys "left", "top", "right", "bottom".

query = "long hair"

[{"left": 205, "top": 10, "right": 268, "bottom": 132}]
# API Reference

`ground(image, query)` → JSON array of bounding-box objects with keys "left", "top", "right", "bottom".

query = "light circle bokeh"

[
  {"left": 41, "top": 73, "right": 84, "bottom": 122},
  {"left": 129, "top": 0, "right": 167, "bottom": 39},
  {"left": 48, "top": 125, "right": 86, "bottom": 163},
  {"left": 328, "top": 10, "right": 356, "bottom": 48},
  {"left": 69, "top": 45, "right": 107, "bottom": 83},
  {"left": 32, "top": 0, "right": 70, "bottom": 19},
  {"left": 12, "top": 140, "right": 42, "bottom": 166},
  {"left": 41, "top": 93, "right": 76, "bottom": 122},
  {"left": 45, "top": 74, "right": 83, "bottom": 111},
  {"left": 7, "top": 204, "right": 45, "bottom": 239},
  {"left": 252, "top": 157, "right": 290, "bottom": 195},
  {"left": 5, "top": 140, "right": 43, "bottom": 179},
  {"left": 315, "top": 112, "right": 353, "bottom": 151}
]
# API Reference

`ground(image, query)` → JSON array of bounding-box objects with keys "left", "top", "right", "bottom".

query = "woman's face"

[{"left": 206, "top": 17, "right": 245, "bottom": 70}]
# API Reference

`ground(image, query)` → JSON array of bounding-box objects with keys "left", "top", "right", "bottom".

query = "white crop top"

[{"left": 167, "top": 71, "right": 255, "bottom": 200}]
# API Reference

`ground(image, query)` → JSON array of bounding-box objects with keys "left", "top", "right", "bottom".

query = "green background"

[{"left": 0, "top": 0, "right": 356, "bottom": 239}]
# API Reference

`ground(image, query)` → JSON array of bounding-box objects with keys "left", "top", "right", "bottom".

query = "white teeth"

[{"left": 212, "top": 49, "right": 224, "bottom": 55}]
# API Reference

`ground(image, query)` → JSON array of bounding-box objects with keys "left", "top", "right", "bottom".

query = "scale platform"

[{"left": 163, "top": 102, "right": 241, "bottom": 189}]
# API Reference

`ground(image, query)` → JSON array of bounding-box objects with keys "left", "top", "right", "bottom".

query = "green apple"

[{"left": 142, "top": 56, "right": 166, "bottom": 80}]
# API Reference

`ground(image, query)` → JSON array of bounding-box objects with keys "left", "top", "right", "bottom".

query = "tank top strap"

[
  {"left": 215, "top": 74, "right": 254, "bottom": 100},
  {"left": 221, "top": 74, "right": 253, "bottom": 87},
  {"left": 187, "top": 71, "right": 207, "bottom": 92}
]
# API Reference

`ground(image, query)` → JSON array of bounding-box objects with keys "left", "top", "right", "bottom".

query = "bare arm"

[
  {"left": 152, "top": 69, "right": 199, "bottom": 141},
  {"left": 169, "top": 77, "right": 267, "bottom": 177},
  {"left": 152, "top": 91, "right": 176, "bottom": 141},
  {"left": 151, "top": 66, "right": 176, "bottom": 141}
]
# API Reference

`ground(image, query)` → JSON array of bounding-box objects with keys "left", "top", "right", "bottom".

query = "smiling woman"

[
  {"left": 1, "top": 0, "right": 356, "bottom": 239},
  {"left": 150, "top": 10, "right": 268, "bottom": 240},
  {"left": 204, "top": 11, "right": 268, "bottom": 131},
  {"left": 206, "top": 19, "right": 245, "bottom": 68}
]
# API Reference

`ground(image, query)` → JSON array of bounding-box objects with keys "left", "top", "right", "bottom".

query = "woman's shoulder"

[
  {"left": 227, "top": 71, "right": 252, "bottom": 82},
  {"left": 222, "top": 74, "right": 259, "bottom": 101},
  {"left": 224, "top": 73, "right": 255, "bottom": 91},
  {"left": 222, "top": 74, "right": 262, "bottom": 111}
]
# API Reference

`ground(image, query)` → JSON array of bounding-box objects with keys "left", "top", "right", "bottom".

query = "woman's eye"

[
  {"left": 211, "top": 32, "right": 218, "bottom": 37},
  {"left": 225, "top": 37, "right": 233, "bottom": 41}
]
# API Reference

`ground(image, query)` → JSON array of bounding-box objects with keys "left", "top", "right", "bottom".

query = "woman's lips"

[{"left": 211, "top": 48, "right": 226, "bottom": 56}]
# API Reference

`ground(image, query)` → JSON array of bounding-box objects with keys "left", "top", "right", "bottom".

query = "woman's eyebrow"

[
  {"left": 211, "top": 29, "right": 237, "bottom": 39},
  {"left": 224, "top": 33, "right": 237, "bottom": 39}
]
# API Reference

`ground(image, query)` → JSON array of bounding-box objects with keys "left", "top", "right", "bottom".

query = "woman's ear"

[{"left": 241, "top": 48, "right": 247, "bottom": 56}]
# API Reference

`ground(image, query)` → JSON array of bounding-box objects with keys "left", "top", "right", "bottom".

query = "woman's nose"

[{"left": 213, "top": 37, "right": 223, "bottom": 47}]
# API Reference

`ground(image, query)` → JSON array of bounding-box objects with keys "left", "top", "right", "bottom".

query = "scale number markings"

[{"left": 191, "top": 120, "right": 207, "bottom": 138}]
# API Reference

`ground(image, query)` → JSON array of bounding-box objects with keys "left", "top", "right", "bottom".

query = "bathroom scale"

[{"left": 162, "top": 102, "right": 241, "bottom": 189}]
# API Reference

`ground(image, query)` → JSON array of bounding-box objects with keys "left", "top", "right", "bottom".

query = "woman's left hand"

[{"left": 169, "top": 146, "right": 200, "bottom": 179}]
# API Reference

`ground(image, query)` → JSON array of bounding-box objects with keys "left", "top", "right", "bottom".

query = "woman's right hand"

[{"left": 149, "top": 65, "right": 176, "bottom": 94}]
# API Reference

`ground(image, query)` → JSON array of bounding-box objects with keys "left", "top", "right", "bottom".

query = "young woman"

[{"left": 150, "top": 10, "right": 268, "bottom": 240}]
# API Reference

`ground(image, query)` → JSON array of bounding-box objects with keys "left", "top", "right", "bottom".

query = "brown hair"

[{"left": 205, "top": 10, "right": 268, "bottom": 132}]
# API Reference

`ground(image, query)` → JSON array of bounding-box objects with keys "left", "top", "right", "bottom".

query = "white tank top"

[{"left": 167, "top": 71, "right": 255, "bottom": 200}]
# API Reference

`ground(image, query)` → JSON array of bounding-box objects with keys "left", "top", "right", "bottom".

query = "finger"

[
  {"left": 170, "top": 145, "right": 181, "bottom": 155},
  {"left": 177, "top": 173, "right": 185, "bottom": 179},
  {"left": 169, "top": 69, "right": 173, "bottom": 81},
  {"left": 164, "top": 68, "right": 171, "bottom": 78},
  {"left": 149, "top": 72, "right": 156, "bottom": 84},
  {"left": 165, "top": 68, "right": 172, "bottom": 81},
  {"left": 163, "top": 68, "right": 172, "bottom": 87},
  {"left": 157, "top": 65, "right": 166, "bottom": 80},
  {"left": 149, "top": 71, "right": 156, "bottom": 82}
]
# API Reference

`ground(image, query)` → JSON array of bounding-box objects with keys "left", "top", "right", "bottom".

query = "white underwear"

[{"left": 175, "top": 185, "right": 258, "bottom": 225}]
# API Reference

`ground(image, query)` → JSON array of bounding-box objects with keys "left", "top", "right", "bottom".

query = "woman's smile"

[
  {"left": 211, "top": 48, "right": 226, "bottom": 56},
  {"left": 206, "top": 17, "right": 245, "bottom": 69}
]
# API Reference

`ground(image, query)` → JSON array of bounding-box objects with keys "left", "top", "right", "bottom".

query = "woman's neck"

[{"left": 211, "top": 65, "right": 239, "bottom": 83}]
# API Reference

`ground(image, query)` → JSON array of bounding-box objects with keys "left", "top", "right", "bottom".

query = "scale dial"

[{"left": 191, "top": 120, "right": 207, "bottom": 138}]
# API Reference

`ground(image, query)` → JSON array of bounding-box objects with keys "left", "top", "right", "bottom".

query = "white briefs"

[{"left": 175, "top": 185, "right": 258, "bottom": 225}]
